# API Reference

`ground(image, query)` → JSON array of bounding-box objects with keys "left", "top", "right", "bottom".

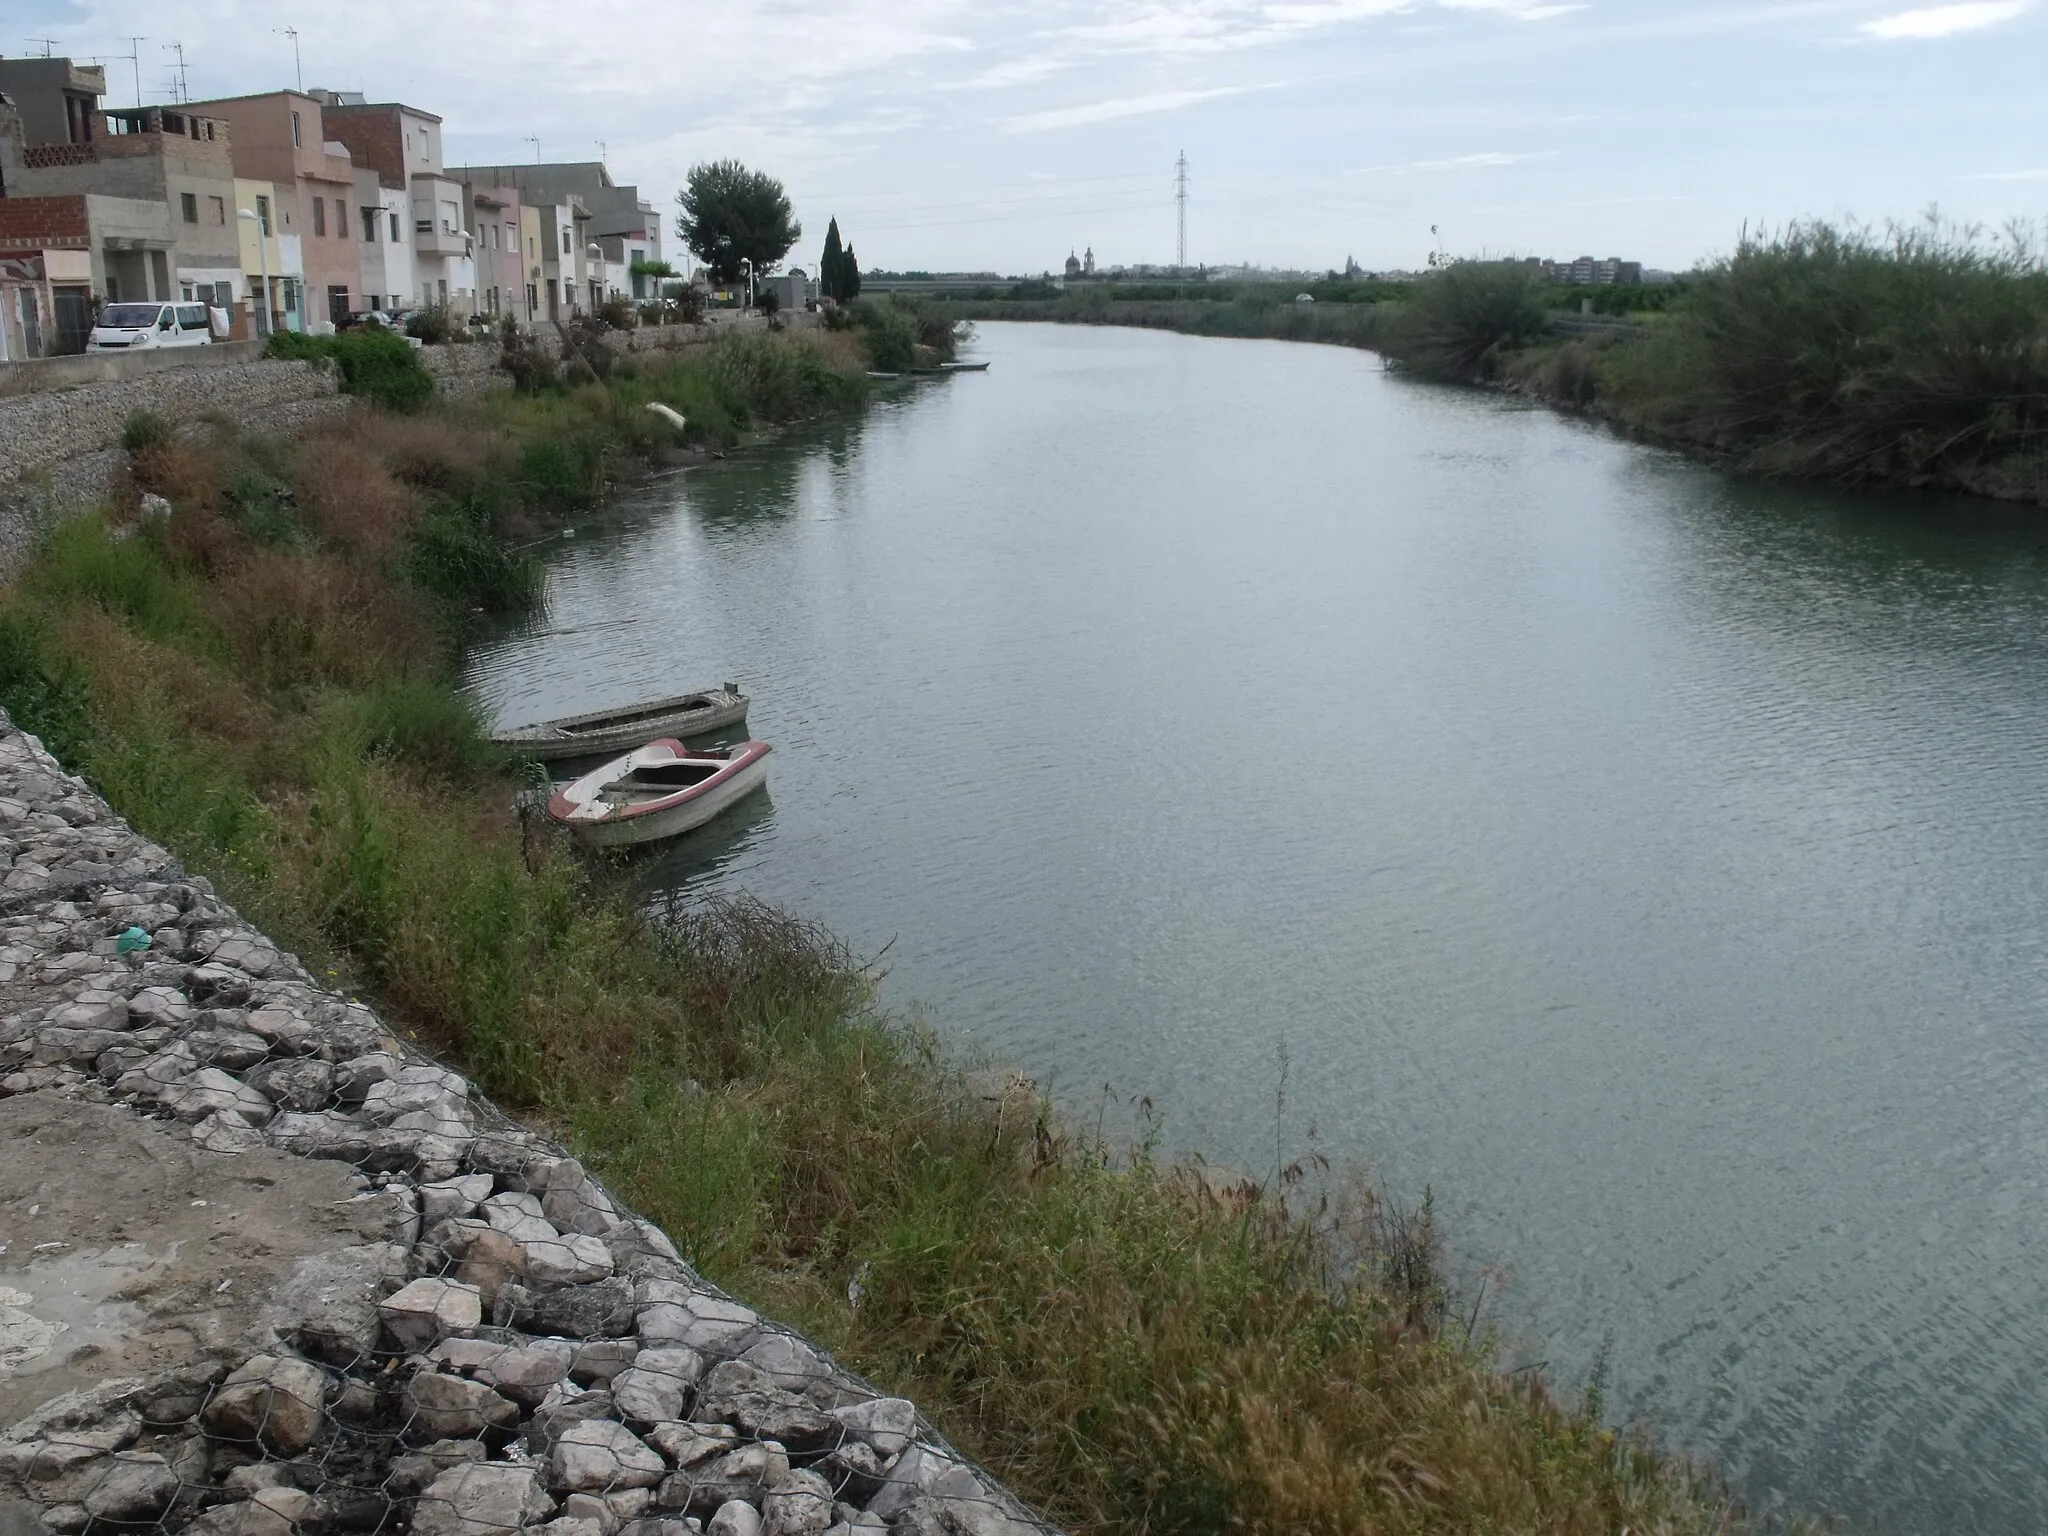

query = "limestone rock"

[
  {"left": 524, "top": 1388, "right": 618, "bottom": 1459},
  {"left": 420, "top": 1171, "right": 495, "bottom": 1223},
  {"left": 709, "top": 1500, "right": 764, "bottom": 1536},
  {"left": 455, "top": 1225, "right": 531, "bottom": 1308},
  {"left": 201, "top": 1353, "right": 329, "bottom": 1454},
  {"left": 380, "top": 1276, "right": 483, "bottom": 1351},
  {"left": 527, "top": 1232, "right": 616, "bottom": 1290},
  {"left": 828, "top": 1397, "right": 917, "bottom": 1459},
  {"left": 610, "top": 1345, "right": 704, "bottom": 1425},
  {"left": 362, "top": 1062, "right": 468, "bottom": 1124},
  {"left": 762, "top": 1469, "right": 834, "bottom": 1536},
  {"left": 645, "top": 1422, "right": 738, "bottom": 1471},
  {"left": 498, "top": 1277, "right": 639, "bottom": 1340},
  {"left": 542, "top": 1159, "right": 623, "bottom": 1237},
  {"left": 160, "top": 1066, "right": 273, "bottom": 1124},
  {"left": 484, "top": 1190, "right": 559, "bottom": 1243},
  {"left": 412, "top": 1462, "right": 554, "bottom": 1536},
  {"left": 400, "top": 1371, "right": 521, "bottom": 1442},
  {"left": 551, "top": 1420, "right": 666, "bottom": 1493},
  {"left": 429, "top": 1337, "right": 573, "bottom": 1406},
  {"left": 389, "top": 1439, "right": 488, "bottom": 1497},
  {"left": 185, "top": 1498, "right": 295, "bottom": 1536},
  {"left": 693, "top": 1362, "right": 835, "bottom": 1451},
  {"left": 257, "top": 1244, "right": 404, "bottom": 1367},
  {"left": 334, "top": 1051, "right": 401, "bottom": 1101},
  {"left": 183, "top": 1021, "right": 272, "bottom": 1070},
  {"left": 659, "top": 1443, "right": 788, "bottom": 1517},
  {"left": 191, "top": 1109, "right": 265, "bottom": 1154},
  {"left": 635, "top": 1288, "right": 760, "bottom": 1358},
  {"left": 570, "top": 1338, "right": 641, "bottom": 1387},
  {"left": 244, "top": 1056, "right": 335, "bottom": 1110},
  {"left": 739, "top": 1334, "right": 832, "bottom": 1390}
]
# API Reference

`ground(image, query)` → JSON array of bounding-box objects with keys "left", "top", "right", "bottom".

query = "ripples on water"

[{"left": 469, "top": 323, "right": 2048, "bottom": 1534}]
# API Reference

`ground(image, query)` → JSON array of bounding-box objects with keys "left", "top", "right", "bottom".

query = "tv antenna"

[
  {"left": 163, "top": 41, "right": 189, "bottom": 103},
  {"left": 275, "top": 27, "right": 301, "bottom": 92},
  {"left": 596, "top": 140, "right": 607, "bottom": 168},
  {"left": 527, "top": 135, "right": 542, "bottom": 163},
  {"left": 120, "top": 36, "right": 144, "bottom": 107},
  {"left": 25, "top": 39, "right": 57, "bottom": 57}
]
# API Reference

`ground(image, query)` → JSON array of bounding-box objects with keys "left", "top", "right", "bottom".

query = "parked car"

[{"left": 86, "top": 301, "right": 215, "bottom": 351}]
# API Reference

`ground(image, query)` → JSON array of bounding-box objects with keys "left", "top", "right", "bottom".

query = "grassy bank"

[
  {"left": 952, "top": 221, "right": 2048, "bottom": 506},
  {"left": 0, "top": 329, "right": 1763, "bottom": 1533}
]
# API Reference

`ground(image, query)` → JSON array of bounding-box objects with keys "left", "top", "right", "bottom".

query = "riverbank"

[
  {"left": 945, "top": 222, "right": 2048, "bottom": 509},
  {"left": 0, "top": 329, "right": 1770, "bottom": 1534}
]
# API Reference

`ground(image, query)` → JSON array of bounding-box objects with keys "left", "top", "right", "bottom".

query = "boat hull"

[
  {"left": 545, "top": 739, "right": 772, "bottom": 846},
  {"left": 495, "top": 690, "right": 749, "bottom": 760}
]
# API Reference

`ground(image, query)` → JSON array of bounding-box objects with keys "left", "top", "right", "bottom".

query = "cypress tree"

[
  {"left": 843, "top": 246, "right": 862, "bottom": 302},
  {"left": 822, "top": 218, "right": 845, "bottom": 302}
]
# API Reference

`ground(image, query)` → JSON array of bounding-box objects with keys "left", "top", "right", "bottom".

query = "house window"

[
  {"left": 562, "top": 230, "right": 570, "bottom": 255},
  {"left": 440, "top": 200, "right": 457, "bottom": 234},
  {"left": 389, "top": 212, "right": 401, "bottom": 242},
  {"left": 311, "top": 197, "right": 326, "bottom": 237},
  {"left": 208, "top": 195, "right": 226, "bottom": 225},
  {"left": 256, "top": 194, "right": 272, "bottom": 237},
  {"left": 291, "top": 110, "right": 302, "bottom": 148},
  {"left": 336, "top": 203, "right": 348, "bottom": 237},
  {"left": 362, "top": 206, "right": 377, "bottom": 242},
  {"left": 180, "top": 192, "right": 198, "bottom": 223}
]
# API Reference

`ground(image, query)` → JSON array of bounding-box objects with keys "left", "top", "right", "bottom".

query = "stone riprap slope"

[{"left": 0, "top": 714, "right": 1049, "bottom": 1536}]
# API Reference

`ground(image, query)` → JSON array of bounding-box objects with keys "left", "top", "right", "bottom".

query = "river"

[{"left": 467, "top": 321, "right": 2048, "bottom": 1533}]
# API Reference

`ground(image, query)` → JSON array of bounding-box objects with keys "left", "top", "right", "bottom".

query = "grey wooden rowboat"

[{"left": 492, "top": 685, "right": 749, "bottom": 761}]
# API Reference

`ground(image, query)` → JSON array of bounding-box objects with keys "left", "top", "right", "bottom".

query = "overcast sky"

[{"left": 15, "top": 0, "right": 2046, "bottom": 274}]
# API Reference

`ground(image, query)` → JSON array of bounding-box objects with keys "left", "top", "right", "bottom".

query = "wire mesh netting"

[{"left": 0, "top": 718, "right": 1054, "bottom": 1536}]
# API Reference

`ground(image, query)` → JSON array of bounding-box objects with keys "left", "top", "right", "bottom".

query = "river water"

[{"left": 468, "top": 322, "right": 2048, "bottom": 1533}]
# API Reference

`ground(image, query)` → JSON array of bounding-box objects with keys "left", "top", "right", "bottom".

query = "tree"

[
  {"left": 842, "top": 245, "right": 862, "bottom": 302},
  {"left": 821, "top": 218, "right": 845, "bottom": 302},
  {"left": 676, "top": 161, "right": 800, "bottom": 284}
]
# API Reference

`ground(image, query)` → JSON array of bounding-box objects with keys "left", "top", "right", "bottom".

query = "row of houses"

[{"left": 0, "top": 56, "right": 667, "bottom": 359}]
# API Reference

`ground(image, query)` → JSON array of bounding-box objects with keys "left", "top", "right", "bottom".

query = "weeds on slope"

[{"left": 0, "top": 349, "right": 1768, "bottom": 1534}]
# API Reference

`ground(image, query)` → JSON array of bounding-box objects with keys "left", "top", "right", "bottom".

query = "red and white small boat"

[{"left": 545, "top": 738, "right": 772, "bottom": 846}]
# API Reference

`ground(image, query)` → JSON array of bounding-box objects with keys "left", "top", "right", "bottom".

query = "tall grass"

[{"left": 0, "top": 345, "right": 1779, "bottom": 1536}]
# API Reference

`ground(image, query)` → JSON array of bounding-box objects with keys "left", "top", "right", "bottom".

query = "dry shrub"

[
  {"left": 293, "top": 435, "right": 414, "bottom": 559},
  {"left": 131, "top": 437, "right": 230, "bottom": 511},
  {"left": 347, "top": 409, "right": 498, "bottom": 492},
  {"left": 207, "top": 548, "right": 439, "bottom": 691},
  {"left": 808, "top": 328, "right": 868, "bottom": 374}
]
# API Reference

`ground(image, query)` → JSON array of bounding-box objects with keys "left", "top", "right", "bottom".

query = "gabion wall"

[{"left": 0, "top": 714, "right": 1052, "bottom": 1536}]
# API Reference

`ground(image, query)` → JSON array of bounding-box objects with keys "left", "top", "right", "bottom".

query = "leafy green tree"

[
  {"left": 676, "top": 161, "right": 801, "bottom": 284},
  {"left": 821, "top": 218, "right": 845, "bottom": 302}
]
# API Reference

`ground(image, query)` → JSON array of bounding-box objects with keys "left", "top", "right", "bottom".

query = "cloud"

[
  {"left": 1000, "top": 84, "right": 1260, "bottom": 132},
  {"left": 1438, "top": 0, "right": 1586, "bottom": 17},
  {"left": 1859, "top": 1, "right": 2030, "bottom": 38},
  {"left": 1345, "top": 149, "right": 1557, "bottom": 173},
  {"left": 1963, "top": 167, "right": 2048, "bottom": 180}
]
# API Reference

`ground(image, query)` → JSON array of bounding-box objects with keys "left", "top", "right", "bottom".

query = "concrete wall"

[{"left": 0, "top": 338, "right": 268, "bottom": 396}]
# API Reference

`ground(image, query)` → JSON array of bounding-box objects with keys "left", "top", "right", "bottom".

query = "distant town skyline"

[{"left": 18, "top": 0, "right": 2046, "bottom": 274}]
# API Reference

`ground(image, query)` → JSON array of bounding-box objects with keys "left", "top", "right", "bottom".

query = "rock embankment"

[{"left": 0, "top": 712, "right": 1047, "bottom": 1536}]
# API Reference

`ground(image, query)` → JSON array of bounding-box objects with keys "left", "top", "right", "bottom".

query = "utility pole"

[
  {"left": 164, "top": 42, "right": 189, "bottom": 103},
  {"left": 275, "top": 27, "right": 301, "bottom": 93},
  {"left": 1174, "top": 150, "right": 1189, "bottom": 298},
  {"left": 121, "top": 37, "right": 144, "bottom": 107}
]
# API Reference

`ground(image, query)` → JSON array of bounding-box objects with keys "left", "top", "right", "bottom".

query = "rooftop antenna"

[
  {"left": 596, "top": 140, "right": 607, "bottom": 169},
  {"left": 26, "top": 38, "right": 57, "bottom": 57},
  {"left": 274, "top": 27, "right": 301, "bottom": 93},
  {"left": 120, "top": 36, "right": 144, "bottom": 107},
  {"left": 1174, "top": 149, "right": 1188, "bottom": 299},
  {"left": 163, "top": 41, "right": 188, "bottom": 103},
  {"left": 526, "top": 135, "right": 541, "bottom": 163}
]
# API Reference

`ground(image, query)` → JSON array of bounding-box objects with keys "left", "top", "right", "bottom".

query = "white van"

[{"left": 86, "top": 301, "right": 215, "bottom": 351}]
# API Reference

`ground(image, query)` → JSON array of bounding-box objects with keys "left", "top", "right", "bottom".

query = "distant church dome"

[{"left": 1064, "top": 250, "right": 1082, "bottom": 277}]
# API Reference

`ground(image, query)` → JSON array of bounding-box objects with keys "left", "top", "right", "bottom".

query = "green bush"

[
  {"left": 341, "top": 675, "right": 501, "bottom": 780},
  {"left": 269, "top": 328, "right": 435, "bottom": 413},
  {"left": 406, "top": 304, "right": 454, "bottom": 344},
  {"left": 121, "top": 410, "right": 174, "bottom": 454},
  {"left": 851, "top": 301, "right": 917, "bottom": 371},
  {"left": 1383, "top": 261, "right": 1549, "bottom": 381}
]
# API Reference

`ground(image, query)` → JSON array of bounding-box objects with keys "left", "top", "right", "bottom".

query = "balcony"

[{"left": 412, "top": 223, "right": 470, "bottom": 259}]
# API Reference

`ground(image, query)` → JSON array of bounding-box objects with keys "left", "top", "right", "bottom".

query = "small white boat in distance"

[
  {"left": 547, "top": 738, "right": 772, "bottom": 846},
  {"left": 493, "top": 686, "right": 748, "bottom": 761}
]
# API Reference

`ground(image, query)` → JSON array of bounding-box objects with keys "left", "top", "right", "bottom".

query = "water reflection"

[{"left": 469, "top": 324, "right": 2048, "bottom": 1535}]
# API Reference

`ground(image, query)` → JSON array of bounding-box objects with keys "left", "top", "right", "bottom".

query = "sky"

[{"left": 12, "top": 0, "right": 2047, "bottom": 275}]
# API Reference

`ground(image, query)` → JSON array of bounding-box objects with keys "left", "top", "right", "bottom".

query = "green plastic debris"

[{"left": 116, "top": 926, "right": 152, "bottom": 955}]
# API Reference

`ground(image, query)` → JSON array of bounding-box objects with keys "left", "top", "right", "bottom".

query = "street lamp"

[
  {"left": 237, "top": 207, "right": 271, "bottom": 337},
  {"left": 740, "top": 256, "right": 754, "bottom": 311}
]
